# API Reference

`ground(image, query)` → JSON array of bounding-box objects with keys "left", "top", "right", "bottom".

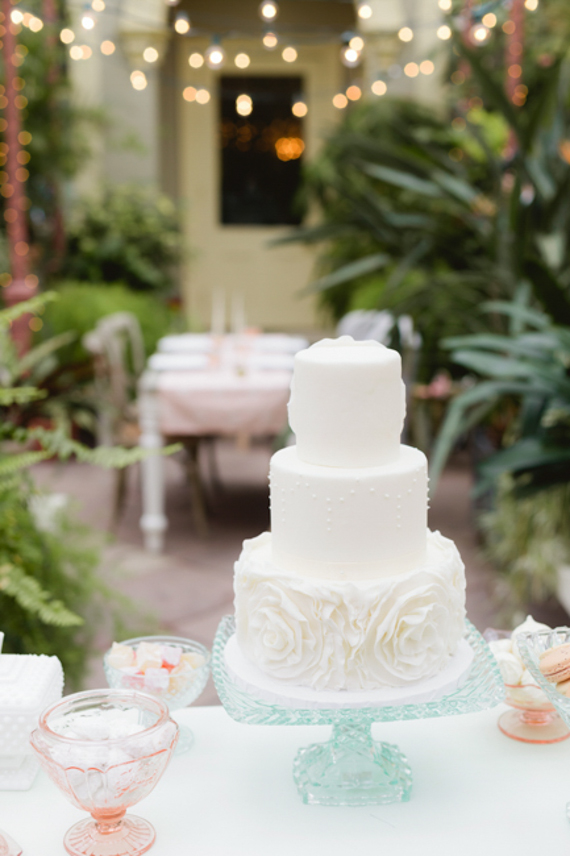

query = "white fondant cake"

[{"left": 233, "top": 336, "right": 466, "bottom": 692}]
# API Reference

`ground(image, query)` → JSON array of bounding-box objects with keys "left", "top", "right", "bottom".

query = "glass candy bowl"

[
  {"left": 499, "top": 682, "right": 570, "bottom": 744},
  {"left": 30, "top": 690, "right": 178, "bottom": 856},
  {"left": 212, "top": 616, "right": 504, "bottom": 807},
  {"left": 104, "top": 636, "right": 211, "bottom": 755}
]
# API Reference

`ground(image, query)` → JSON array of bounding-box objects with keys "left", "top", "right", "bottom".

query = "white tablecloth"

[
  {"left": 157, "top": 369, "right": 292, "bottom": 437},
  {"left": 4, "top": 705, "right": 569, "bottom": 855}
]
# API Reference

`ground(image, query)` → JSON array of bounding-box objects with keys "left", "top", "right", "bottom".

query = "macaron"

[
  {"left": 539, "top": 643, "right": 570, "bottom": 684},
  {"left": 556, "top": 677, "right": 570, "bottom": 698}
]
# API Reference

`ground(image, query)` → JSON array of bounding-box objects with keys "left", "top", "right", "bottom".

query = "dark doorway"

[{"left": 219, "top": 75, "right": 304, "bottom": 226}]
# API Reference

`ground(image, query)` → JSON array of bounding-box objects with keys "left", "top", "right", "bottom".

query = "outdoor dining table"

[
  {"left": 4, "top": 703, "right": 569, "bottom": 855},
  {"left": 138, "top": 333, "right": 306, "bottom": 552}
]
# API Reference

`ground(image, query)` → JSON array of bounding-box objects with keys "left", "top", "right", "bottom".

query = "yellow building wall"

[{"left": 176, "top": 38, "right": 345, "bottom": 334}]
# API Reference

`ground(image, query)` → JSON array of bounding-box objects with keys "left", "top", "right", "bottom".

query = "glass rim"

[
  {"left": 36, "top": 688, "right": 172, "bottom": 745},
  {"left": 106, "top": 635, "right": 211, "bottom": 663}
]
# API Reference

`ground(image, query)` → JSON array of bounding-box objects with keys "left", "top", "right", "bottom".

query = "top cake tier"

[{"left": 288, "top": 336, "right": 406, "bottom": 468}]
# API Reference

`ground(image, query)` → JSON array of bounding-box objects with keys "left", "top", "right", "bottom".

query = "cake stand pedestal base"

[
  {"left": 213, "top": 616, "right": 504, "bottom": 808},
  {"left": 293, "top": 722, "right": 412, "bottom": 806}
]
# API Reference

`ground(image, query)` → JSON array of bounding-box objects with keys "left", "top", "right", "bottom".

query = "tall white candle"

[{"left": 210, "top": 288, "right": 226, "bottom": 336}]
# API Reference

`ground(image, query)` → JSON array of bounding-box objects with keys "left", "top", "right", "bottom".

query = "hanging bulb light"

[
  {"left": 470, "top": 23, "right": 490, "bottom": 44},
  {"left": 356, "top": 2, "right": 372, "bottom": 20},
  {"left": 236, "top": 94, "right": 253, "bottom": 116},
  {"left": 164, "top": 0, "right": 181, "bottom": 5},
  {"left": 81, "top": 11, "right": 96, "bottom": 30},
  {"left": 262, "top": 31, "right": 278, "bottom": 50},
  {"left": 205, "top": 41, "right": 226, "bottom": 69},
  {"left": 340, "top": 43, "right": 361, "bottom": 68},
  {"left": 349, "top": 35, "right": 365, "bottom": 52},
  {"left": 174, "top": 12, "right": 190, "bottom": 34},
  {"left": 259, "top": 1, "right": 279, "bottom": 22}
]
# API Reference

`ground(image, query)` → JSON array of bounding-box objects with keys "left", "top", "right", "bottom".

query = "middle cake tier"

[{"left": 270, "top": 444, "right": 428, "bottom": 581}]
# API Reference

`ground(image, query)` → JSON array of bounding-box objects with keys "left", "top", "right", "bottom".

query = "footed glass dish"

[
  {"left": 212, "top": 616, "right": 504, "bottom": 806},
  {"left": 104, "top": 636, "right": 211, "bottom": 755}
]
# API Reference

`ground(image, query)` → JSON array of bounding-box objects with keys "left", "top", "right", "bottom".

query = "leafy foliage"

[
  {"left": 0, "top": 295, "right": 173, "bottom": 685},
  {"left": 430, "top": 298, "right": 570, "bottom": 496},
  {"left": 284, "top": 32, "right": 570, "bottom": 380},
  {"left": 479, "top": 477, "right": 570, "bottom": 606},
  {"left": 61, "top": 186, "right": 183, "bottom": 293},
  {"left": 41, "top": 281, "right": 176, "bottom": 365}
]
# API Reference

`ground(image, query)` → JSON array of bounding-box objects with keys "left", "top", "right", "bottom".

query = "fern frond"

[
  {"left": 0, "top": 563, "right": 84, "bottom": 627},
  {"left": 17, "top": 331, "right": 76, "bottom": 377},
  {"left": 0, "top": 387, "right": 47, "bottom": 405},
  {"left": 25, "top": 426, "right": 181, "bottom": 467},
  {"left": 0, "top": 291, "right": 57, "bottom": 329},
  {"left": 0, "top": 451, "right": 50, "bottom": 478}
]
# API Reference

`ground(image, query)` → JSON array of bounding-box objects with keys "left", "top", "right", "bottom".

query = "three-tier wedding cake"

[{"left": 233, "top": 336, "right": 466, "bottom": 692}]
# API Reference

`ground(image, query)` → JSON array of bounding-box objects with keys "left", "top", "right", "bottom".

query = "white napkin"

[
  {"left": 248, "top": 353, "right": 295, "bottom": 371},
  {"left": 251, "top": 335, "right": 308, "bottom": 354},
  {"left": 157, "top": 334, "right": 214, "bottom": 353},
  {"left": 148, "top": 353, "right": 209, "bottom": 371}
]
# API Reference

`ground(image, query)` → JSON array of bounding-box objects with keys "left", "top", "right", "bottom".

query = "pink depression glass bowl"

[
  {"left": 30, "top": 689, "right": 178, "bottom": 856},
  {"left": 484, "top": 628, "right": 570, "bottom": 744},
  {"left": 103, "top": 636, "right": 211, "bottom": 755},
  {"left": 499, "top": 683, "right": 570, "bottom": 744}
]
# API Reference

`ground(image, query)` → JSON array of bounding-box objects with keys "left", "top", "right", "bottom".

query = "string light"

[
  {"left": 356, "top": 3, "right": 372, "bottom": 20},
  {"left": 346, "top": 84, "right": 361, "bottom": 101},
  {"left": 438, "top": 0, "right": 452, "bottom": 9},
  {"left": 100, "top": 40, "right": 115, "bottom": 55},
  {"left": 60, "top": 28, "right": 75, "bottom": 44},
  {"left": 420, "top": 60, "right": 434, "bottom": 75},
  {"left": 195, "top": 88, "right": 210, "bottom": 105},
  {"left": 174, "top": 13, "right": 190, "bottom": 35},
  {"left": 92, "top": 0, "right": 106, "bottom": 10},
  {"left": 236, "top": 93, "right": 252, "bottom": 116},
  {"left": 275, "top": 137, "right": 304, "bottom": 161},
  {"left": 205, "top": 43, "right": 226, "bottom": 69},
  {"left": 259, "top": 1, "right": 279, "bottom": 22},
  {"left": 524, "top": 0, "right": 538, "bottom": 9},
  {"left": 437, "top": 25, "right": 452, "bottom": 40},
  {"left": 404, "top": 62, "right": 419, "bottom": 77},
  {"left": 81, "top": 45, "right": 92, "bottom": 59},
  {"left": 143, "top": 47, "right": 159, "bottom": 63},
  {"left": 130, "top": 70, "right": 148, "bottom": 90},
  {"left": 10, "top": 10, "right": 24, "bottom": 25},
  {"left": 282, "top": 46, "right": 297, "bottom": 63},
  {"left": 234, "top": 52, "right": 250, "bottom": 68},
  {"left": 332, "top": 93, "right": 348, "bottom": 109},
  {"left": 292, "top": 100, "right": 308, "bottom": 117},
  {"left": 482, "top": 13, "right": 497, "bottom": 27},
  {"left": 69, "top": 45, "right": 83, "bottom": 60},
  {"left": 349, "top": 36, "right": 364, "bottom": 52},
  {"left": 471, "top": 24, "right": 490, "bottom": 43},
  {"left": 183, "top": 86, "right": 196, "bottom": 102},
  {"left": 340, "top": 44, "right": 361, "bottom": 68},
  {"left": 371, "top": 80, "right": 387, "bottom": 96},
  {"left": 81, "top": 12, "right": 96, "bottom": 31},
  {"left": 189, "top": 52, "right": 204, "bottom": 68},
  {"left": 28, "top": 17, "right": 43, "bottom": 32},
  {"left": 262, "top": 31, "right": 278, "bottom": 49},
  {"left": 398, "top": 27, "right": 414, "bottom": 42}
]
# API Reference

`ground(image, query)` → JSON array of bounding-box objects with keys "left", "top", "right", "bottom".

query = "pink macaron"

[{"left": 539, "top": 643, "right": 570, "bottom": 684}]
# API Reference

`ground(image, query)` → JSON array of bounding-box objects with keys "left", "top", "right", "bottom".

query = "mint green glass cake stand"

[{"left": 212, "top": 616, "right": 504, "bottom": 807}]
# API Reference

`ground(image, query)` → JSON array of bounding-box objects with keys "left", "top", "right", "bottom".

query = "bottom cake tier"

[{"left": 234, "top": 530, "right": 466, "bottom": 692}]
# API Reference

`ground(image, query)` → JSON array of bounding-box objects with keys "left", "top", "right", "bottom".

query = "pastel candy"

[
  {"left": 144, "top": 668, "right": 170, "bottom": 692},
  {"left": 161, "top": 645, "right": 182, "bottom": 667},
  {"left": 106, "top": 642, "right": 136, "bottom": 670},
  {"left": 136, "top": 642, "right": 163, "bottom": 673}
]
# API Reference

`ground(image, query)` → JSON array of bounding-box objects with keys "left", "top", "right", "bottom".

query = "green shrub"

[
  {"left": 42, "top": 281, "right": 177, "bottom": 365},
  {"left": 61, "top": 186, "right": 183, "bottom": 293}
]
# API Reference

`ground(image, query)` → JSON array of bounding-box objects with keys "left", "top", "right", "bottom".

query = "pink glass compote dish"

[
  {"left": 104, "top": 636, "right": 210, "bottom": 755},
  {"left": 485, "top": 626, "right": 570, "bottom": 744},
  {"left": 30, "top": 689, "right": 178, "bottom": 856}
]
